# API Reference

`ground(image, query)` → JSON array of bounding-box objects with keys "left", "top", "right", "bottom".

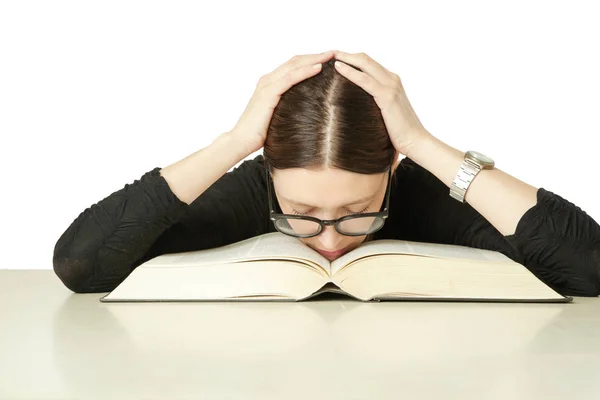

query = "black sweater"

[{"left": 52, "top": 155, "right": 600, "bottom": 296}]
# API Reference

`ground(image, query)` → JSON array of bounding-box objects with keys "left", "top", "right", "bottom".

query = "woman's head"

[{"left": 263, "top": 58, "right": 399, "bottom": 260}]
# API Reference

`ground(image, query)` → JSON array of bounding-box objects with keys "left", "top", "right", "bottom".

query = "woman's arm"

[
  {"left": 159, "top": 131, "right": 249, "bottom": 205},
  {"left": 407, "top": 134, "right": 600, "bottom": 296},
  {"left": 393, "top": 140, "right": 600, "bottom": 297},
  {"left": 52, "top": 132, "right": 267, "bottom": 294},
  {"left": 405, "top": 134, "right": 538, "bottom": 237}
]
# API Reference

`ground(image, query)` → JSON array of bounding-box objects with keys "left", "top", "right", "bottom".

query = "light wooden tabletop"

[{"left": 2, "top": 269, "right": 599, "bottom": 400}]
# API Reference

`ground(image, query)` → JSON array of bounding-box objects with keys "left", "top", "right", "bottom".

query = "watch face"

[{"left": 467, "top": 151, "right": 495, "bottom": 167}]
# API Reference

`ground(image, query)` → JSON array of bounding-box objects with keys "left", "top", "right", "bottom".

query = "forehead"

[{"left": 271, "top": 167, "right": 385, "bottom": 208}]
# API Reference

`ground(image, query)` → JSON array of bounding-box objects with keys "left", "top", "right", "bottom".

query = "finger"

[
  {"left": 264, "top": 50, "right": 333, "bottom": 86},
  {"left": 333, "top": 51, "right": 395, "bottom": 85},
  {"left": 266, "top": 62, "right": 324, "bottom": 98},
  {"left": 334, "top": 60, "right": 385, "bottom": 98}
]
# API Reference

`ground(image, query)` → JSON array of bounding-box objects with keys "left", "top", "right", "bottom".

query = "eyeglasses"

[{"left": 266, "top": 166, "right": 392, "bottom": 238}]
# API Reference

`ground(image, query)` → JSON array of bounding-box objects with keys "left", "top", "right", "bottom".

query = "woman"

[{"left": 53, "top": 50, "right": 600, "bottom": 296}]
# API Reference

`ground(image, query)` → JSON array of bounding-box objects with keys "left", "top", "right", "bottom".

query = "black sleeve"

[
  {"left": 391, "top": 157, "right": 600, "bottom": 297},
  {"left": 53, "top": 155, "right": 271, "bottom": 293}
]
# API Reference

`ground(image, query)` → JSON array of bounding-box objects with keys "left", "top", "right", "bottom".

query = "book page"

[
  {"left": 102, "top": 259, "right": 327, "bottom": 301},
  {"left": 331, "top": 239, "right": 515, "bottom": 276},
  {"left": 334, "top": 255, "right": 565, "bottom": 301},
  {"left": 142, "top": 232, "right": 331, "bottom": 275}
]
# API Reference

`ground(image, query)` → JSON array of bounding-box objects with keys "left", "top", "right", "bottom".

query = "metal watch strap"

[{"left": 449, "top": 158, "right": 482, "bottom": 203}]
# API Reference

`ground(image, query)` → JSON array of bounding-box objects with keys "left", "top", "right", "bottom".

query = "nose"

[{"left": 316, "top": 224, "right": 344, "bottom": 251}]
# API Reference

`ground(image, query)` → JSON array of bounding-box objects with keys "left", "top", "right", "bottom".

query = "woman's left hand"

[{"left": 332, "top": 50, "right": 433, "bottom": 157}]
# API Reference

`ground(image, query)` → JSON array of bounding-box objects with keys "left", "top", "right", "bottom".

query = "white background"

[{"left": 1, "top": 0, "right": 598, "bottom": 270}]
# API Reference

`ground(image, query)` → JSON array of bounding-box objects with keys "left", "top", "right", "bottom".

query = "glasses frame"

[{"left": 266, "top": 166, "right": 393, "bottom": 238}]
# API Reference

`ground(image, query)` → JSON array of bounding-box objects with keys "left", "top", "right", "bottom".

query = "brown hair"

[{"left": 263, "top": 58, "right": 396, "bottom": 175}]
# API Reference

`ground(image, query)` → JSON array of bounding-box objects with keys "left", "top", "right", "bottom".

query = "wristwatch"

[{"left": 449, "top": 150, "right": 495, "bottom": 203}]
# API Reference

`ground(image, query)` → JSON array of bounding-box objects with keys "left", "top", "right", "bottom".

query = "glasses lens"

[
  {"left": 338, "top": 216, "right": 385, "bottom": 235},
  {"left": 274, "top": 216, "right": 386, "bottom": 237},
  {"left": 275, "top": 218, "right": 321, "bottom": 236}
]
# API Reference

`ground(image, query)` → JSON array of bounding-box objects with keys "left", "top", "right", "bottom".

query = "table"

[{"left": 1, "top": 269, "right": 599, "bottom": 400}]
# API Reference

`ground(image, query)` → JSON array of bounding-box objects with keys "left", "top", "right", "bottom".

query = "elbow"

[
  {"left": 53, "top": 221, "right": 96, "bottom": 293},
  {"left": 537, "top": 241, "right": 600, "bottom": 298},
  {"left": 576, "top": 246, "right": 600, "bottom": 297},
  {"left": 566, "top": 287, "right": 600, "bottom": 297},
  {"left": 53, "top": 256, "right": 96, "bottom": 293},
  {"left": 52, "top": 224, "right": 113, "bottom": 293},
  {"left": 560, "top": 274, "right": 600, "bottom": 297},
  {"left": 53, "top": 242, "right": 130, "bottom": 294}
]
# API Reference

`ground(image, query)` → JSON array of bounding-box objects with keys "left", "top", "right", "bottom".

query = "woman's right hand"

[{"left": 229, "top": 50, "right": 335, "bottom": 156}]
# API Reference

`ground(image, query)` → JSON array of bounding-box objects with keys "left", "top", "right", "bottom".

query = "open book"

[{"left": 100, "top": 232, "right": 573, "bottom": 303}]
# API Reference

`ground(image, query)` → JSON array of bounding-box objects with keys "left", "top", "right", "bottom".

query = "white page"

[
  {"left": 337, "top": 256, "right": 562, "bottom": 300},
  {"left": 331, "top": 239, "right": 514, "bottom": 276},
  {"left": 142, "top": 232, "right": 331, "bottom": 275},
  {"left": 103, "top": 260, "right": 326, "bottom": 301}
]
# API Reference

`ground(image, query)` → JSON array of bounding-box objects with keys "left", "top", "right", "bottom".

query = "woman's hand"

[
  {"left": 332, "top": 50, "right": 433, "bottom": 157},
  {"left": 230, "top": 50, "right": 335, "bottom": 157}
]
